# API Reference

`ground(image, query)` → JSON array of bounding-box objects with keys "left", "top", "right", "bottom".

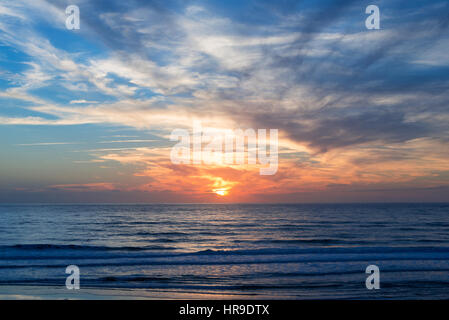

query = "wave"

[
  {"left": 1, "top": 244, "right": 177, "bottom": 251},
  {"left": 3, "top": 244, "right": 449, "bottom": 291},
  {"left": 4, "top": 244, "right": 449, "bottom": 253},
  {"left": 2, "top": 245, "right": 449, "bottom": 269},
  {"left": 3, "top": 244, "right": 449, "bottom": 257},
  {"left": 4, "top": 270, "right": 449, "bottom": 291}
]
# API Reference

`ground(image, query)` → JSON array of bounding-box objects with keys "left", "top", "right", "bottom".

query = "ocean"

[{"left": 1, "top": 203, "right": 449, "bottom": 299}]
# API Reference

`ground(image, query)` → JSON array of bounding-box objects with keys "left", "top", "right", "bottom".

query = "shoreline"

[{"left": 0, "top": 285, "right": 274, "bottom": 300}]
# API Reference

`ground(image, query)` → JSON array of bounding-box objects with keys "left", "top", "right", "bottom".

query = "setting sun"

[{"left": 213, "top": 188, "right": 228, "bottom": 196}]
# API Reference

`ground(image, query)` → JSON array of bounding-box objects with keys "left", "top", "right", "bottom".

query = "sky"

[{"left": 0, "top": 0, "right": 448, "bottom": 203}]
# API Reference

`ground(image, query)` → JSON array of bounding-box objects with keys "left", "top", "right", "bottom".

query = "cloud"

[
  {"left": 70, "top": 99, "right": 98, "bottom": 104},
  {"left": 16, "top": 142, "right": 78, "bottom": 146},
  {"left": 0, "top": 0, "right": 448, "bottom": 202},
  {"left": 48, "top": 182, "right": 118, "bottom": 192}
]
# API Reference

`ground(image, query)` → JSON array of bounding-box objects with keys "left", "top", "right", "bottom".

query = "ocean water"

[{"left": 1, "top": 203, "right": 449, "bottom": 299}]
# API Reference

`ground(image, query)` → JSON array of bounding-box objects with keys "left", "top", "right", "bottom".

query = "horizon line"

[{"left": 1, "top": 202, "right": 448, "bottom": 205}]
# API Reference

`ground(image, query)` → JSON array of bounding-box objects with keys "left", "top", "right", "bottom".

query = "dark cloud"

[
  {"left": 215, "top": 0, "right": 449, "bottom": 152},
  {"left": 249, "top": 109, "right": 430, "bottom": 152}
]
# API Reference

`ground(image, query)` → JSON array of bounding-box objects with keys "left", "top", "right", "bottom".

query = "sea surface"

[{"left": 1, "top": 203, "right": 449, "bottom": 299}]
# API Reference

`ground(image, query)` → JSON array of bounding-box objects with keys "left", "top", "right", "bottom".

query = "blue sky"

[{"left": 0, "top": 0, "right": 448, "bottom": 203}]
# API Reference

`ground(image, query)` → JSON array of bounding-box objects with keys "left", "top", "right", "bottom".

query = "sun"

[
  {"left": 209, "top": 176, "right": 235, "bottom": 197},
  {"left": 213, "top": 188, "right": 229, "bottom": 196}
]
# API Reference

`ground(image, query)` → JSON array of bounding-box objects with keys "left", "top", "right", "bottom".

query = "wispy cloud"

[
  {"left": 70, "top": 99, "right": 98, "bottom": 104},
  {"left": 16, "top": 142, "right": 78, "bottom": 146}
]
